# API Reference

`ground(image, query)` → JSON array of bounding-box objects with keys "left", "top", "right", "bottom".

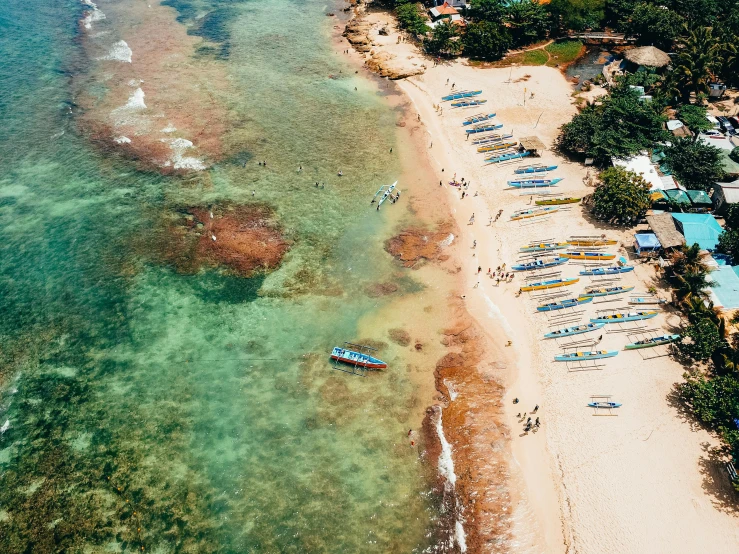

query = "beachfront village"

[{"left": 344, "top": 0, "right": 739, "bottom": 550}]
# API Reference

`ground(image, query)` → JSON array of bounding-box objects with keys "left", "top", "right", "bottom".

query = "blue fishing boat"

[
  {"left": 486, "top": 151, "right": 531, "bottom": 164},
  {"left": 451, "top": 99, "right": 487, "bottom": 108},
  {"left": 442, "top": 90, "right": 482, "bottom": 101},
  {"left": 629, "top": 297, "right": 668, "bottom": 306},
  {"left": 466, "top": 123, "right": 503, "bottom": 134},
  {"left": 537, "top": 296, "right": 593, "bottom": 312},
  {"left": 554, "top": 350, "right": 618, "bottom": 362},
  {"left": 463, "top": 113, "right": 496, "bottom": 125},
  {"left": 331, "top": 346, "right": 387, "bottom": 369},
  {"left": 514, "top": 164, "right": 558, "bottom": 174},
  {"left": 511, "top": 257, "right": 567, "bottom": 271},
  {"left": 582, "top": 285, "right": 635, "bottom": 297},
  {"left": 590, "top": 311, "right": 658, "bottom": 323},
  {"left": 588, "top": 401, "right": 622, "bottom": 408},
  {"left": 520, "top": 277, "right": 578, "bottom": 292},
  {"left": 579, "top": 265, "right": 634, "bottom": 276},
  {"left": 473, "top": 134, "right": 514, "bottom": 146},
  {"left": 544, "top": 322, "right": 605, "bottom": 339},
  {"left": 507, "top": 178, "right": 562, "bottom": 188}
]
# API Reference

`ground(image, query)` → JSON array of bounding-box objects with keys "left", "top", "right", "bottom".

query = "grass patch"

[
  {"left": 545, "top": 40, "right": 584, "bottom": 67},
  {"left": 491, "top": 49, "right": 548, "bottom": 67}
]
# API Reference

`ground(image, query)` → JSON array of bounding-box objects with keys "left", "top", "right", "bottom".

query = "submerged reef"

[{"left": 385, "top": 224, "right": 453, "bottom": 268}]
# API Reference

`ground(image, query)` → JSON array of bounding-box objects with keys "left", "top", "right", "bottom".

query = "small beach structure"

[
  {"left": 712, "top": 180, "right": 739, "bottom": 214},
  {"left": 429, "top": 2, "right": 464, "bottom": 26},
  {"left": 705, "top": 261, "right": 739, "bottom": 311},
  {"left": 633, "top": 232, "right": 661, "bottom": 257},
  {"left": 623, "top": 45, "right": 670, "bottom": 70},
  {"left": 519, "top": 136, "right": 547, "bottom": 157}
]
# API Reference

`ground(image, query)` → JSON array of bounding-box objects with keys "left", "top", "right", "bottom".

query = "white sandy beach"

[{"left": 347, "top": 13, "right": 739, "bottom": 553}]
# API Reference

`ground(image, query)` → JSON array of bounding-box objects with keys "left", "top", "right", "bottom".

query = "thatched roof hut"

[
  {"left": 645, "top": 213, "right": 685, "bottom": 249},
  {"left": 624, "top": 46, "right": 670, "bottom": 68}
]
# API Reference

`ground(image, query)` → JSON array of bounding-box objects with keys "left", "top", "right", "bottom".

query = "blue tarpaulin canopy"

[{"left": 635, "top": 233, "right": 661, "bottom": 249}]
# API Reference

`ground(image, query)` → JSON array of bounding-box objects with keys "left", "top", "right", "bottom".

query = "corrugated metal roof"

[
  {"left": 685, "top": 189, "right": 712, "bottom": 205},
  {"left": 665, "top": 189, "right": 691, "bottom": 204},
  {"left": 672, "top": 213, "right": 724, "bottom": 250}
]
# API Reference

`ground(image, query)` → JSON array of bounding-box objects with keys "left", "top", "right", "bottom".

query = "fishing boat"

[
  {"left": 510, "top": 206, "right": 559, "bottom": 220},
  {"left": 371, "top": 181, "right": 397, "bottom": 208},
  {"left": 507, "top": 178, "right": 562, "bottom": 188},
  {"left": 442, "top": 90, "right": 482, "bottom": 101},
  {"left": 561, "top": 251, "right": 616, "bottom": 261},
  {"left": 567, "top": 237, "right": 618, "bottom": 247},
  {"left": 624, "top": 334, "right": 680, "bottom": 350},
  {"left": 579, "top": 265, "right": 634, "bottom": 276},
  {"left": 587, "top": 401, "right": 622, "bottom": 409},
  {"left": 521, "top": 277, "right": 579, "bottom": 292},
  {"left": 554, "top": 350, "right": 618, "bottom": 362},
  {"left": 466, "top": 123, "right": 504, "bottom": 134},
  {"left": 519, "top": 241, "right": 568, "bottom": 252},
  {"left": 535, "top": 197, "right": 580, "bottom": 206},
  {"left": 330, "top": 346, "right": 387, "bottom": 369},
  {"left": 486, "top": 151, "right": 530, "bottom": 164},
  {"left": 514, "top": 164, "right": 558, "bottom": 174},
  {"left": 471, "top": 133, "right": 513, "bottom": 145},
  {"left": 590, "top": 311, "right": 659, "bottom": 323},
  {"left": 512, "top": 257, "right": 567, "bottom": 271},
  {"left": 629, "top": 297, "right": 668, "bottom": 306},
  {"left": 582, "top": 285, "right": 635, "bottom": 297},
  {"left": 478, "top": 141, "right": 517, "bottom": 153},
  {"left": 537, "top": 296, "right": 593, "bottom": 312},
  {"left": 451, "top": 99, "right": 487, "bottom": 108},
  {"left": 463, "top": 112, "right": 496, "bottom": 125},
  {"left": 544, "top": 322, "right": 605, "bottom": 339}
]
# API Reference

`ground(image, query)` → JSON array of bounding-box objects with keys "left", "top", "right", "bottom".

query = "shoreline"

[{"left": 341, "top": 8, "right": 739, "bottom": 553}]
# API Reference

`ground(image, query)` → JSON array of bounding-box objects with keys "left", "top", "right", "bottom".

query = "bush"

[
  {"left": 462, "top": 21, "right": 511, "bottom": 61},
  {"left": 679, "top": 319, "right": 723, "bottom": 362},
  {"left": 591, "top": 167, "right": 651, "bottom": 225},
  {"left": 663, "top": 137, "right": 724, "bottom": 190},
  {"left": 395, "top": 3, "right": 429, "bottom": 36}
]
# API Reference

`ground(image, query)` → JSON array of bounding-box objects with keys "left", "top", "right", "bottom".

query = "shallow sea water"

[{"left": 0, "top": 0, "right": 442, "bottom": 551}]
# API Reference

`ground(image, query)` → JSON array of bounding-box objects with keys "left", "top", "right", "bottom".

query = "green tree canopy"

[
  {"left": 676, "top": 104, "right": 711, "bottom": 135},
  {"left": 467, "top": 0, "right": 507, "bottom": 22},
  {"left": 395, "top": 3, "right": 429, "bottom": 35},
  {"left": 717, "top": 229, "right": 739, "bottom": 261},
  {"left": 425, "top": 19, "right": 462, "bottom": 56},
  {"left": 549, "top": 0, "right": 606, "bottom": 32},
  {"left": 679, "top": 371, "right": 739, "bottom": 428},
  {"left": 679, "top": 319, "right": 723, "bottom": 361},
  {"left": 462, "top": 21, "right": 511, "bottom": 60},
  {"left": 670, "top": 26, "right": 721, "bottom": 103},
  {"left": 505, "top": 0, "right": 549, "bottom": 47},
  {"left": 663, "top": 137, "right": 724, "bottom": 190},
  {"left": 625, "top": 3, "right": 685, "bottom": 49},
  {"left": 591, "top": 167, "right": 651, "bottom": 225}
]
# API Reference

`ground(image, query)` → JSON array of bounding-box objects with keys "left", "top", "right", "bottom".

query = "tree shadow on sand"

[{"left": 697, "top": 442, "right": 739, "bottom": 515}]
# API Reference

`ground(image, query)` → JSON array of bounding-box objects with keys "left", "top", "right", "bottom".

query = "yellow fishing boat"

[
  {"left": 560, "top": 251, "right": 616, "bottom": 260},
  {"left": 477, "top": 141, "right": 517, "bottom": 153},
  {"left": 520, "top": 277, "right": 579, "bottom": 292},
  {"left": 567, "top": 237, "right": 618, "bottom": 247}
]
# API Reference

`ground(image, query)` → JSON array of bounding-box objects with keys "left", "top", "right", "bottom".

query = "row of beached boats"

[
  {"left": 552, "top": 334, "right": 680, "bottom": 361},
  {"left": 512, "top": 253, "right": 624, "bottom": 271}
]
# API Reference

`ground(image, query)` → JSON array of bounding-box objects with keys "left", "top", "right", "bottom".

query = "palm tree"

[
  {"left": 668, "top": 243, "right": 708, "bottom": 277},
  {"left": 671, "top": 26, "right": 721, "bottom": 103}
]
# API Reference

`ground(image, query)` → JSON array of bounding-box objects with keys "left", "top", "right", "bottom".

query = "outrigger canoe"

[
  {"left": 537, "top": 296, "right": 593, "bottom": 312},
  {"left": 588, "top": 401, "right": 622, "bottom": 408},
  {"left": 330, "top": 347, "right": 387, "bottom": 369},
  {"left": 514, "top": 164, "right": 558, "bottom": 174},
  {"left": 561, "top": 251, "right": 616, "bottom": 261},
  {"left": 582, "top": 285, "right": 635, "bottom": 297},
  {"left": 486, "top": 151, "right": 530, "bottom": 163},
  {"left": 452, "top": 99, "right": 487, "bottom": 108},
  {"left": 521, "top": 277, "right": 579, "bottom": 292},
  {"left": 512, "top": 257, "right": 567, "bottom": 271},
  {"left": 478, "top": 141, "right": 518, "bottom": 153},
  {"left": 442, "top": 90, "right": 482, "bottom": 101},
  {"left": 629, "top": 297, "right": 668, "bottom": 305},
  {"left": 519, "top": 241, "right": 568, "bottom": 252},
  {"left": 471, "top": 133, "right": 513, "bottom": 145},
  {"left": 511, "top": 206, "right": 559, "bottom": 220},
  {"left": 555, "top": 350, "right": 618, "bottom": 362},
  {"left": 579, "top": 265, "right": 634, "bottom": 276},
  {"left": 544, "top": 322, "right": 605, "bottom": 339},
  {"left": 466, "top": 123, "right": 503, "bottom": 134},
  {"left": 624, "top": 334, "right": 679, "bottom": 350},
  {"left": 535, "top": 197, "right": 580, "bottom": 206},
  {"left": 567, "top": 237, "right": 618, "bottom": 247},
  {"left": 507, "top": 178, "right": 562, "bottom": 188},
  {"left": 590, "top": 311, "right": 658, "bottom": 323},
  {"left": 463, "top": 113, "right": 496, "bottom": 125}
]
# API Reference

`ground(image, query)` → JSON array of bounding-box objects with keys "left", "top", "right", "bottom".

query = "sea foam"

[
  {"left": 434, "top": 406, "right": 467, "bottom": 553},
  {"left": 80, "top": 0, "right": 105, "bottom": 30},
  {"left": 161, "top": 138, "right": 207, "bottom": 171},
  {"left": 114, "top": 136, "right": 131, "bottom": 144},
  {"left": 99, "top": 40, "right": 132, "bottom": 63}
]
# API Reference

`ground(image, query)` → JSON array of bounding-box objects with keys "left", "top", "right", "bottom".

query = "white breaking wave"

[
  {"left": 114, "top": 136, "right": 131, "bottom": 144},
  {"left": 439, "top": 233, "right": 455, "bottom": 247},
  {"left": 434, "top": 406, "right": 467, "bottom": 553},
  {"left": 99, "top": 40, "right": 132, "bottom": 63},
  {"left": 161, "top": 137, "right": 207, "bottom": 171},
  {"left": 80, "top": 0, "right": 105, "bottom": 30},
  {"left": 114, "top": 88, "right": 146, "bottom": 111}
]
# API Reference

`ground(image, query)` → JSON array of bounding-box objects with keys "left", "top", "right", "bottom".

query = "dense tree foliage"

[
  {"left": 424, "top": 19, "right": 462, "bottom": 56},
  {"left": 557, "top": 85, "right": 667, "bottom": 163},
  {"left": 676, "top": 104, "right": 711, "bottom": 135},
  {"left": 549, "top": 0, "right": 605, "bottom": 31},
  {"left": 663, "top": 137, "right": 724, "bottom": 190},
  {"left": 671, "top": 26, "right": 721, "bottom": 103},
  {"left": 624, "top": 3, "right": 685, "bottom": 49},
  {"left": 591, "top": 167, "right": 651, "bottom": 225},
  {"left": 680, "top": 319, "right": 723, "bottom": 361},
  {"left": 505, "top": 0, "right": 549, "bottom": 47},
  {"left": 395, "top": 3, "right": 429, "bottom": 36},
  {"left": 463, "top": 21, "right": 511, "bottom": 60}
]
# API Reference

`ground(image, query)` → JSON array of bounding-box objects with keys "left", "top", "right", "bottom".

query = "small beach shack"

[
  {"left": 633, "top": 232, "right": 661, "bottom": 257},
  {"left": 671, "top": 213, "right": 724, "bottom": 251},
  {"left": 429, "top": 2, "right": 464, "bottom": 25},
  {"left": 712, "top": 180, "right": 739, "bottom": 214},
  {"left": 519, "top": 136, "right": 546, "bottom": 157},
  {"left": 645, "top": 213, "right": 685, "bottom": 251}
]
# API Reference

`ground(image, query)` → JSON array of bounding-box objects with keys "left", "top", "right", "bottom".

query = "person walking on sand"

[
  {"left": 477, "top": 265, "right": 481, "bottom": 274},
  {"left": 469, "top": 213, "right": 475, "bottom": 224},
  {"left": 533, "top": 404, "right": 539, "bottom": 413}
]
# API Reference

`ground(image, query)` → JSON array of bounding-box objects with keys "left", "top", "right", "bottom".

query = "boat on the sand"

[
  {"left": 624, "top": 334, "right": 680, "bottom": 350},
  {"left": 629, "top": 297, "right": 667, "bottom": 305},
  {"left": 512, "top": 257, "right": 567, "bottom": 271},
  {"left": 463, "top": 112, "right": 496, "bottom": 125},
  {"left": 544, "top": 322, "right": 604, "bottom": 339},
  {"left": 514, "top": 164, "right": 558, "bottom": 174},
  {"left": 588, "top": 401, "right": 622, "bottom": 408},
  {"left": 560, "top": 251, "right": 616, "bottom": 260},
  {"left": 535, "top": 197, "right": 580, "bottom": 206},
  {"left": 590, "top": 311, "right": 658, "bottom": 323},
  {"left": 507, "top": 177, "right": 562, "bottom": 188},
  {"left": 537, "top": 296, "right": 593, "bottom": 312},
  {"left": 521, "top": 277, "right": 579, "bottom": 292},
  {"left": 510, "top": 206, "right": 559, "bottom": 220},
  {"left": 486, "top": 151, "right": 530, "bottom": 163},
  {"left": 442, "top": 90, "right": 482, "bottom": 101},
  {"left": 582, "top": 285, "right": 635, "bottom": 297},
  {"left": 452, "top": 99, "right": 487, "bottom": 108},
  {"left": 519, "top": 241, "right": 568, "bottom": 252},
  {"left": 478, "top": 141, "right": 517, "bottom": 153},
  {"left": 555, "top": 350, "right": 618, "bottom": 362},
  {"left": 567, "top": 237, "right": 618, "bottom": 247},
  {"left": 579, "top": 265, "right": 634, "bottom": 276}
]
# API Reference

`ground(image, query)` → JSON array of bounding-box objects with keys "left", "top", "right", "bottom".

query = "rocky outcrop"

[
  {"left": 343, "top": 18, "right": 374, "bottom": 53},
  {"left": 365, "top": 51, "right": 426, "bottom": 80}
]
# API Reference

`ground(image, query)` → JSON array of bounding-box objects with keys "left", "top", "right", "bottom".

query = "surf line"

[{"left": 433, "top": 405, "right": 467, "bottom": 553}]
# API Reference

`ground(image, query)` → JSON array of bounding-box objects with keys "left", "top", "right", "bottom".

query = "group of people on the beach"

[{"left": 513, "top": 398, "right": 541, "bottom": 434}]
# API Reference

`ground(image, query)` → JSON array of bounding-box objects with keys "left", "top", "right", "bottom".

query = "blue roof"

[
  {"left": 709, "top": 265, "right": 739, "bottom": 309},
  {"left": 635, "top": 233, "right": 661, "bottom": 248},
  {"left": 671, "top": 213, "right": 724, "bottom": 250}
]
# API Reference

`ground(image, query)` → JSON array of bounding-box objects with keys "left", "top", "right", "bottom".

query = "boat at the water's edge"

[{"left": 330, "top": 347, "right": 387, "bottom": 369}]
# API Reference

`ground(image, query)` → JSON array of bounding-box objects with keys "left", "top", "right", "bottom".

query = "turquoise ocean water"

[{"left": 0, "top": 0, "right": 444, "bottom": 551}]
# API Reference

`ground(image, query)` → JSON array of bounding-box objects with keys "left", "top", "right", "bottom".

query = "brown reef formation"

[
  {"left": 156, "top": 204, "right": 290, "bottom": 277},
  {"left": 384, "top": 223, "right": 453, "bottom": 267}
]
